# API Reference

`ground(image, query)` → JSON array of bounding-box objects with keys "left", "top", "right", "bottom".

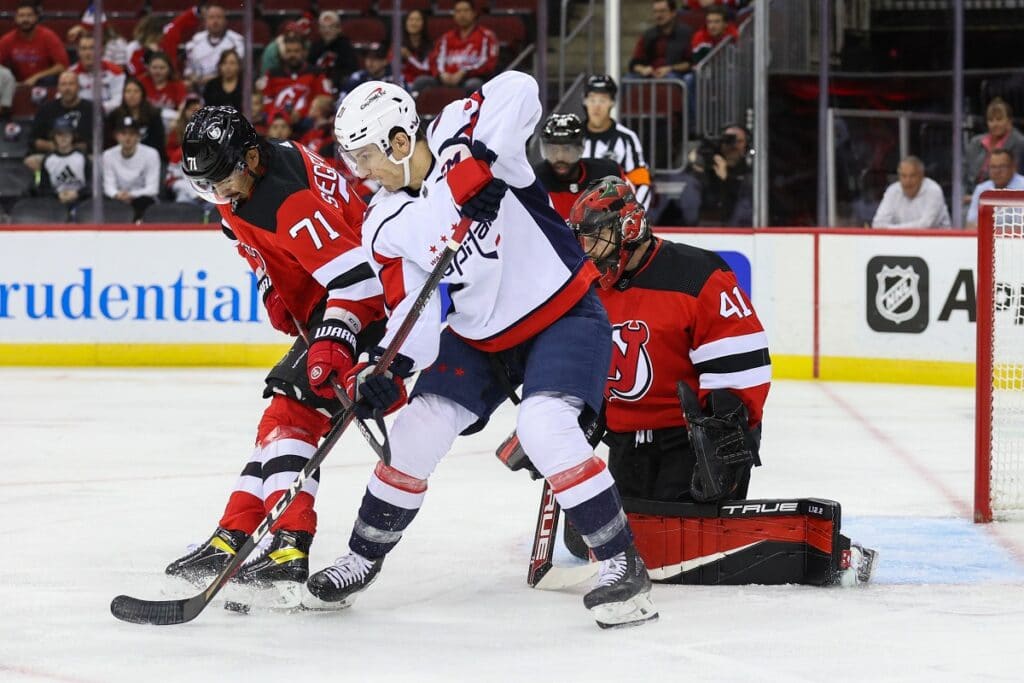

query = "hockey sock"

[
  {"left": 551, "top": 457, "right": 633, "bottom": 561},
  {"left": 219, "top": 396, "right": 330, "bottom": 535},
  {"left": 348, "top": 462, "right": 427, "bottom": 559}
]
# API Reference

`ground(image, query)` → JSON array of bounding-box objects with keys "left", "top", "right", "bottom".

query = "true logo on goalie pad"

[{"left": 866, "top": 256, "right": 929, "bottom": 333}]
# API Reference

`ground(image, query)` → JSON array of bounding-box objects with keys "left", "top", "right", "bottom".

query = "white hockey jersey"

[{"left": 363, "top": 71, "right": 599, "bottom": 370}]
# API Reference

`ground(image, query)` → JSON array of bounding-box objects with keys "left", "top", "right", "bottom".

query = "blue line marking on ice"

[{"left": 843, "top": 516, "right": 1024, "bottom": 585}]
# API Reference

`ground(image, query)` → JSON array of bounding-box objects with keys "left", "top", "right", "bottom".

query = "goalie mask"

[
  {"left": 181, "top": 106, "right": 261, "bottom": 205},
  {"left": 568, "top": 176, "right": 650, "bottom": 289}
]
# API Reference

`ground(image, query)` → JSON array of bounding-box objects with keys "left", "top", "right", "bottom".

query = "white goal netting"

[{"left": 984, "top": 203, "right": 1024, "bottom": 519}]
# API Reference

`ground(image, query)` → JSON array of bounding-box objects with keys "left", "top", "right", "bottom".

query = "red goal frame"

[{"left": 975, "top": 189, "right": 1024, "bottom": 522}]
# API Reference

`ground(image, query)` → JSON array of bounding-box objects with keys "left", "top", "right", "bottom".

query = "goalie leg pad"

[{"left": 624, "top": 498, "right": 848, "bottom": 586}]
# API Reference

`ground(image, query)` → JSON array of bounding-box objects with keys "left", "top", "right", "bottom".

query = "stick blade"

[
  {"left": 533, "top": 562, "right": 599, "bottom": 591},
  {"left": 110, "top": 594, "right": 190, "bottom": 625}
]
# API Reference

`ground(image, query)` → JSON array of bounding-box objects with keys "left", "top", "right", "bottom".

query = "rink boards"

[{"left": 0, "top": 224, "right": 981, "bottom": 385}]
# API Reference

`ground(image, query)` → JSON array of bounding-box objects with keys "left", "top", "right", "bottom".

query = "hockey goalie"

[{"left": 499, "top": 176, "right": 877, "bottom": 588}]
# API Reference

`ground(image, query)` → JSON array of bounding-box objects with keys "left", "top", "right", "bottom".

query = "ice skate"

[
  {"left": 164, "top": 527, "right": 247, "bottom": 588},
  {"left": 303, "top": 551, "right": 384, "bottom": 610},
  {"left": 221, "top": 529, "right": 313, "bottom": 612},
  {"left": 839, "top": 542, "right": 878, "bottom": 587},
  {"left": 583, "top": 545, "right": 659, "bottom": 629}
]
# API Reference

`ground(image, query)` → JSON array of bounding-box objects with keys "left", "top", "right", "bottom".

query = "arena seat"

[{"left": 9, "top": 197, "right": 70, "bottom": 224}]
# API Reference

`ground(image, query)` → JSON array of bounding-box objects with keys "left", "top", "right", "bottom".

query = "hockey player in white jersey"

[{"left": 304, "top": 73, "right": 658, "bottom": 628}]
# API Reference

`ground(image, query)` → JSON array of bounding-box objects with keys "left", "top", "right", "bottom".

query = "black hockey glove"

[
  {"left": 461, "top": 177, "right": 508, "bottom": 223},
  {"left": 677, "top": 382, "right": 760, "bottom": 503},
  {"left": 345, "top": 348, "right": 415, "bottom": 419},
  {"left": 442, "top": 137, "right": 508, "bottom": 223}
]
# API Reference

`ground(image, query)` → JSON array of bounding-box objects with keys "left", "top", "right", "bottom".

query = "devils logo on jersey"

[{"left": 607, "top": 320, "right": 653, "bottom": 402}]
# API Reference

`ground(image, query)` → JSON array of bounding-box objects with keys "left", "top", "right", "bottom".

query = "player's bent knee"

[
  {"left": 256, "top": 395, "right": 331, "bottom": 447},
  {"left": 516, "top": 394, "right": 591, "bottom": 477}
]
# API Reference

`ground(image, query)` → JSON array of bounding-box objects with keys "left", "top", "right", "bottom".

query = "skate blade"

[
  {"left": 299, "top": 586, "right": 360, "bottom": 612},
  {"left": 590, "top": 593, "right": 659, "bottom": 630},
  {"left": 221, "top": 580, "right": 304, "bottom": 614}
]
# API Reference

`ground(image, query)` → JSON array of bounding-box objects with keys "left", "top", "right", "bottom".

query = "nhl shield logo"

[
  {"left": 875, "top": 265, "right": 920, "bottom": 324},
  {"left": 866, "top": 256, "right": 929, "bottom": 333}
]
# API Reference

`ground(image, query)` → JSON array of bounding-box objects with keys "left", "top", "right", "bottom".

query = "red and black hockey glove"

[
  {"left": 306, "top": 319, "right": 358, "bottom": 400},
  {"left": 258, "top": 276, "right": 299, "bottom": 336},
  {"left": 344, "top": 347, "right": 415, "bottom": 419},
  {"left": 443, "top": 137, "right": 508, "bottom": 223}
]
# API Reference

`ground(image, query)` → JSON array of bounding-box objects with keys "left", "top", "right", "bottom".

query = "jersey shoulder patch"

[
  {"left": 233, "top": 143, "right": 309, "bottom": 232},
  {"left": 633, "top": 240, "right": 729, "bottom": 297}
]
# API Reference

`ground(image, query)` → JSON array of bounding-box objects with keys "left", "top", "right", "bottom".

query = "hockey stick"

[
  {"left": 292, "top": 316, "right": 390, "bottom": 464},
  {"left": 526, "top": 479, "right": 599, "bottom": 590},
  {"left": 110, "top": 216, "right": 474, "bottom": 625}
]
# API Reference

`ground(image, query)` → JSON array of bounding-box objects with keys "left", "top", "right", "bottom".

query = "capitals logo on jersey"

[{"left": 607, "top": 320, "right": 653, "bottom": 402}]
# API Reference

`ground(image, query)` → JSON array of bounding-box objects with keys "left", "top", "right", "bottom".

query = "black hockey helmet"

[
  {"left": 584, "top": 74, "right": 618, "bottom": 100},
  {"left": 181, "top": 105, "right": 259, "bottom": 183},
  {"left": 541, "top": 112, "right": 584, "bottom": 146}
]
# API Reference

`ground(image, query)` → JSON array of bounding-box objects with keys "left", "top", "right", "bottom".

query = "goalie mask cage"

[{"left": 976, "top": 189, "right": 1024, "bottom": 522}]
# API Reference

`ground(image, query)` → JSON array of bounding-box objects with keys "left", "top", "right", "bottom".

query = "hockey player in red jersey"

[
  {"left": 562, "top": 176, "right": 876, "bottom": 586},
  {"left": 303, "top": 73, "right": 658, "bottom": 629},
  {"left": 533, "top": 112, "right": 625, "bottom": 220},
  {"left": 163, "top": 106, "right": 386, "bottom": 609}
]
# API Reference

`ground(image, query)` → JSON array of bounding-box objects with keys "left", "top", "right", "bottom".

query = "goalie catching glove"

[
  {"left": 677, "top": 382, "right": 761, "bottom": 502},
  {"left": 442, "top": 137, "right": 508, "bottom": 223},
  {"left": 306, "top": 319, "right": 358, "bottom": 399},
  {"left": 344, "top": 347, "right": 415, "bottom": 419}
]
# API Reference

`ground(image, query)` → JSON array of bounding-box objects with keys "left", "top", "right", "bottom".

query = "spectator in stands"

[
  {"left": 159, "top": 6, "right": 203, "bottom": 76},
  {"left": 202, "top": 49, "right": 243, "bottom": 112},
  {"left": 165, "top": 93, "right": 205, "bottom": 203},
  {"left": 0, "top": 65, "right": 13, "bottom": 120},
  {"left": 103, "top": 115, "right": 160, "bottom": 221},
  {"left": 966, "top": 149, "right": 1024, "bottom": 228},
  {"left": 339, "top": 46, "right": 400, "bottom": 99},
  {"left": 262, "top": 35, "right": 332, "bottom": 133},
  {"left": 871, "top": 155, "right": 952, "bottom": 229},
  {"left": 691, "top": 4, "right": 739, "bottom": 63},
  {"left": 30, "top": 69, "right": 94, "bottom": 155},
  {"left": 309, "top": 11, "right": 358, "bottom": 93},
  {"left": 72, "top": 34, "right": 126, "bottom": 114},
  {"left": 183, "top": 3, "right": 244, "bottom": 88},
  {"left": 107, "top": 77, "right": 166, "bottom": 161},
  {"left": 391, "top": 9, "right": 433, "bottom": 93},
  {"left": 126, "top": 16, "right": 165, "bottom": 77},
  {"left": 678, "top": 124, "right": 752, "bottom": 226},
  {"left": 66, "top": 8, "right": 129, "bottom": 68},
  {"left": 296, "top": 95, "right": 337, "bottom": 156},
  {"left": 0, "top": 2, "right": 70, "bottom": 86},
  {"left": 32, "top": 116, "right": 90, "bottom": 208},
  {"left": 426, "top": 0, "right": 499, "bottom": 92},
  {"left": 139, "top": 52, "right": 187, "bottom": 130},
  {"left": 580, "top": 75, "right": 653, "bottom": 210},
  {"left": 266, "top": 108, "right": 294, "bottom": 140},
  {"left": 260, "top": 16, "right": 313, "bottom": 78},
  {"left": 964, "top": 97, "right": 1024, "bottom": 204},
  {"left": 628, "top": 0, "right": 693, "bottom": 81}
]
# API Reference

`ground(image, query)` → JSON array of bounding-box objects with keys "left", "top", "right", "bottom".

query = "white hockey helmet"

[{"left": 334, "top": 81, "right": 420, "bottom": 187}]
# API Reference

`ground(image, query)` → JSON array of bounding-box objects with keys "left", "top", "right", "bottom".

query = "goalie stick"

[{"left": 110, "top": 216, "right": 475, "bottom": 626}]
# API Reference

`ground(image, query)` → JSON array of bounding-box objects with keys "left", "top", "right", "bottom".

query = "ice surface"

[{"left": 1, "top": 369, "right": 1022, "bottom": 682}]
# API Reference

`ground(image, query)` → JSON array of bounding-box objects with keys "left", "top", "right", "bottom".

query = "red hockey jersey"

[
  {"left": 262, "top": 66, "right": 332, "bottom": 122},
  {"left": 218, "top": 141, "right": 384, "bottom": 329},
  {"left": 597, "top": 238, "right": 770, "bottom": 432},
  {"left": 429, "top": 24, "right": 499, "bottom": 79}
]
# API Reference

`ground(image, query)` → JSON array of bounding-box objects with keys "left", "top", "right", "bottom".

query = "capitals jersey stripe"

[
  {"left": 369, "top": 200, "right": 416, "bottom": 312},
  {"left": 693, "top": 347, "right": 771, "bottom": 376},
  {"left": 455, "top": 260, "right": 599, "bottom": 352},
  {"left": 699, "top": 366, "right": 772, "bottom": 391},
  {"left": 690, "top": 330, "right": 769, "bottom": 364},
  {"left": 512, "top": 181, "right": 591, "bottom": 273}
]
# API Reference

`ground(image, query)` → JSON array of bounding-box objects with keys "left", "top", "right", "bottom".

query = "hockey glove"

[
  {"left": 258, "top": 276, "right": 299, "bottom": 336},
  {"left": 444, "top": 138, "right": 508, "bottom": 223},
  {"left": 306, "top": 319, "right": 358, "bottom": 400},
  {"left": 677, "top": 383, "right": 759, "bottom": 503},
  {"left": 344, "top": 347, "right": 415, "bottom": 419}
]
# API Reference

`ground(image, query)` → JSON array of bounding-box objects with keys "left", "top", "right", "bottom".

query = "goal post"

[{"left": 976, "top": 189, "right": 1024, "bottom": 522}]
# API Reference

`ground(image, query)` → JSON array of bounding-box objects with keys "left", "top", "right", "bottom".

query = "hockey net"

[{"left": 976, "top": 190, "right": 1024, "bottom": 522}]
